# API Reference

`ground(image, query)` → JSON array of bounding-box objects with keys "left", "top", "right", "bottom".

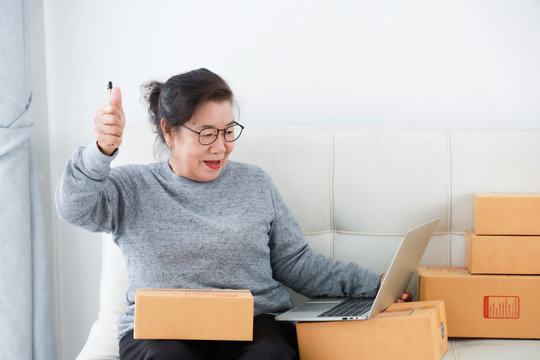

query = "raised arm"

[{"left": 55, "top": 86, "right": 131, "bottom": 234}]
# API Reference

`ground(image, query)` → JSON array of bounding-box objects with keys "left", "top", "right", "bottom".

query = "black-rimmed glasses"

[{"left": 179, "top": 121, "right": 244, "bottom": 145}]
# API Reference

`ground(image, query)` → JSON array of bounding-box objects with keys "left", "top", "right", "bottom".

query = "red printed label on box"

[{"left": 483, "top": 296, "right": 520, "bottom": 319}]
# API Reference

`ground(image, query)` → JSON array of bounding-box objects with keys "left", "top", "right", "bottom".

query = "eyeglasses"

[{"left": 179, "top": 121, "right": 244, "bottom": 145}]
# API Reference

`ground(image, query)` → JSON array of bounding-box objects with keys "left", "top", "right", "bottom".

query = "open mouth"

[{"left": 203, "top": 160, "right": 222, "bottom": 170}]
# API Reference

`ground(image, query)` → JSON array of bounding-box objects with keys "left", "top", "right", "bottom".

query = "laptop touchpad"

[{"left": 295, "top": 301, "right": 340, "bottom": 313}]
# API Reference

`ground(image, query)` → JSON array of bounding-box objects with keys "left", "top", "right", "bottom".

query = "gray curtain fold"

[{"left": 0, "top": 0, "right": 56, "bottom": 359}]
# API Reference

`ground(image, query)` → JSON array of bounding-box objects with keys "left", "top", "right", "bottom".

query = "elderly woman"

[{"left": 56, "top": 68, "right": 408, "bottom": 360}]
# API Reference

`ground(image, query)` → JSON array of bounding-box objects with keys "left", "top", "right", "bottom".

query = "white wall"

[{"left": 30, "top": 0, "right": 540, "bottom": 359}]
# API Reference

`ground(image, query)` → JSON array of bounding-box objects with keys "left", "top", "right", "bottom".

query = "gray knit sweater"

[{"left": 55, "top": 143, "right": 382, "bottom": 339}]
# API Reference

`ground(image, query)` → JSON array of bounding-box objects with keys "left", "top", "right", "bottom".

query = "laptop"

[{"left": 275, "top": 218, "right": 439, "bottom": 322}]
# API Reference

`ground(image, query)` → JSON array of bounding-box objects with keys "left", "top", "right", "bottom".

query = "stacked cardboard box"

[
  {"left": 469, "top": 193, "right": 540, "bottom": 274},
  {"left": 417, "top": 267, "right": 540, "bottom": 338},
  {"left": 419, "top": 193, "right": 540, "bottom": 338}
]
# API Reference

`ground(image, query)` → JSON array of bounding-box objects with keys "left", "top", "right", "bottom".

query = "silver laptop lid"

[{"left": 366, "top": 218, "right": 439, "bottom": 319}]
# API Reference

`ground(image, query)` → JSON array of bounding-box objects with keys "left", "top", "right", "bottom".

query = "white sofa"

[{"left": 77, "top": 126, "right": 540, "bottom": 359}]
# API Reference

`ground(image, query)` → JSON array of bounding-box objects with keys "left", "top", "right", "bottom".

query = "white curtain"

[{"left": 0, "top": 0, "right": 56, "bottom": 358}]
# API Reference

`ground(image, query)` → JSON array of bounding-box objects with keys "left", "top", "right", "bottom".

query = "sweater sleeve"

[
  {"left": 267, "top": 181, "right": 382, "bottom": 299},
  {"left": 55, "top": 142, "right": 133, "bottom": 234}
]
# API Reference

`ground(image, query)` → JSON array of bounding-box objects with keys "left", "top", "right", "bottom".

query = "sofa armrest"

[{"left": 76, "top": 315, "right": 119, "bottom": 360}]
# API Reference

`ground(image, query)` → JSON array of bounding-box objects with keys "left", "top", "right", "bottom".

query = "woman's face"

[{"left": 164, "top": 100, "right": 235, "bottom": 182}]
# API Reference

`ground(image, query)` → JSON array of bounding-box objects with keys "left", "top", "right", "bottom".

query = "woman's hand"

[
  {"left": 378, "top": 274, "right": 413, "bottom": 303},
  {"left": 93, "top": 86, "right": 125, "bottom": 156},
  {"left": 397, "top": 290, "right": 413, "bottom": 302}
]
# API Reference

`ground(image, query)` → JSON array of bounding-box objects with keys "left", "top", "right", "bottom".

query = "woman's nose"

[{"left": 209, "top": 132, "right": 227, "bottom": 152}]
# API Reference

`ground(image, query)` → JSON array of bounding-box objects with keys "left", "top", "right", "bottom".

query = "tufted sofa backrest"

[{"left": 98, "top": 126, "right": 540, "bottom": 319}]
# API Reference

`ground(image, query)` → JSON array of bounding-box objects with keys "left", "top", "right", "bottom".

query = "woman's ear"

[{"left": 161, "top": 118, "right": 173, "bottom": 148}]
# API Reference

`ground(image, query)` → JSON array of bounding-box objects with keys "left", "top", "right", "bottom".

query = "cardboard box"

[
  {"left": 475, "top": 193, "right": 540, "bottom": 235},
  {"left": 466, "top": 231, "right": 540, "bottom": 274},
  {"left": 418, "top": 267, "right": 540, "bottom": 338},
  {"left": 134, "top": 288, "right": 254, "bottom": 340},
  {"left": 296, "top": 301, "right": 448, "bottom": 360}
]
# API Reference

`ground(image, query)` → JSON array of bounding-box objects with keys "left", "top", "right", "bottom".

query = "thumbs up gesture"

[{"left": 93, "top": 86, "right": 126, "bottom": 156}]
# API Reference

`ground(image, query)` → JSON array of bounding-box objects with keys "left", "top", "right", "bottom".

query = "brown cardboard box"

[
  {"left": 296, "top": 301, "right": 448, "bottom": 360},
  {"left": 466, "top": 231, "right": 540, "bottom": 274},
  {"left": 418, "top": 267, "right": 540, "bottom": 338},
  {"left": 474, "top": 192, "right": 540, "bottom": 235},
  {"left": 134, "top": 288, "right": 254, "bottom": 340}
]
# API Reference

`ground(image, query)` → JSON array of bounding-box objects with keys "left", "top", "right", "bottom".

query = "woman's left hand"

[{"left": 397, "top": 290, "right": 413, "bottom": 302}]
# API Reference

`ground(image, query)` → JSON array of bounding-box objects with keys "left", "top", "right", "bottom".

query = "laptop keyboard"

[{"left": 317, "top": 297, "right": 374, "bottom": 318}]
